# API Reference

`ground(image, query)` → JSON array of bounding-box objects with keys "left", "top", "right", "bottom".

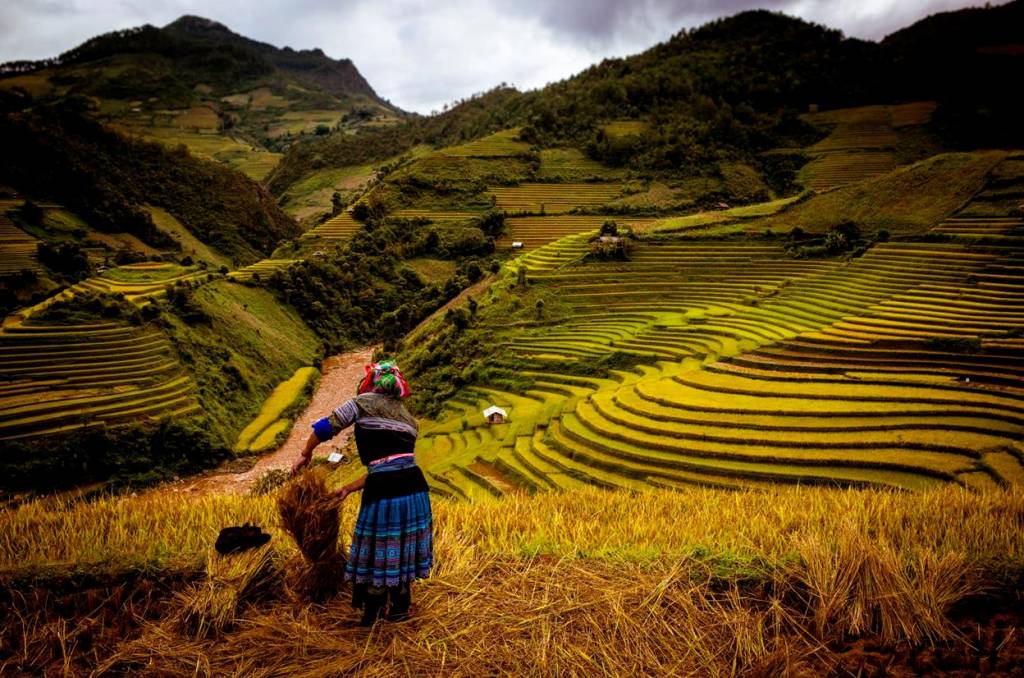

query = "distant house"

[
  {"left": 483, "top": 405, "right": 507, "bottom": 424},
  {"left": 511, "top": 241, "right": 524, "bottom": 249}
]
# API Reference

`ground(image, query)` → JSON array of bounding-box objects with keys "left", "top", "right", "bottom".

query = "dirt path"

[{"left": 169, "top": 347, "right": 375, "bottom": 495}]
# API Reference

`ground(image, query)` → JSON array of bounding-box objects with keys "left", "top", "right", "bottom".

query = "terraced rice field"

[
  {"left": 74, "top": 264, "right": 210, "bottom": 302},
  {"left": 227, "top": 259, "right": 301, "bottom": 281},
  {"left": 415, "top": 227, "right": 1024, "bottom": 498},
  {"left": 799, "top": 152, "right": 897, "bottom": 192},
  {"left": 438, "top": 129, "right": 531, "bottom": 157},
  {"left": 6, "top": 263, "right": 212, "bottom": 325},
  {"left": 228, "top": 151, "right": 282, "bottom": 181},
  {"left": 0, "top": 211, "right": 42, "bottom": 276},
  {"left": 932, "top": 216, "right": 1024, "bottom": 241},
  {"left": 0, "top": 322, "right": 198, "bottom": 440},
  {"left": 799, "top": 105, "right": 907, "bottom": 192},
  {"left": 393, "top": 210, "right": 479, "bottom": 222},
  {"left": 889, "top": 101, "right": 937, "bottom": 127},
  {"left": 537, "top": 149, "right": 626, "bottom": 181},
  {"left": 302, "top": 212, "right": 362, "bottom": 241},
  {"left": 490, "top": 183, "right": 624, "bottom": 213},
  {"left": 500, "top": 215, "right": 660, "bottom": 251}
]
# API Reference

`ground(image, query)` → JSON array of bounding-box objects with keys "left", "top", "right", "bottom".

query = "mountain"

[
  {"left": 162, "top": 15, "right": 390, "bottom": 108},
  {"left": 0, "top": 16, "right": 404, "bottom": 183},
  {"left": 269, "top": 4, "right": 1022, "bottom": 217}
]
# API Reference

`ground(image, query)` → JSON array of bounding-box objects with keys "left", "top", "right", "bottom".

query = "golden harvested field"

[{"left": 1, "top": 483, "right": 1021, "bottom": 675}]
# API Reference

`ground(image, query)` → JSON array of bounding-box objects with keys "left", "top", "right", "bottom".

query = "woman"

[{"left": 292, "top": 360, "right": 432, "bottom": 626}]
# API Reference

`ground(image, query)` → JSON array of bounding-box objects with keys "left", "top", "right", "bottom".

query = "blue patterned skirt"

[{"left": 345, "top": 486, "right": 433, "bottom": 587}]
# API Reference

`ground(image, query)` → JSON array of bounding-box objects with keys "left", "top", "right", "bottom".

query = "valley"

[{"left": 1, "top": 2, "right": 1023, "bottom": 674}]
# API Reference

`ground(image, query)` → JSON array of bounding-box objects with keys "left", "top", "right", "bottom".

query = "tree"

[
  {"left": 331, "top": 191, "right": 347, "bottom": 215},
  {"left": 18, "top": 199, "right": 44, "bottom": 226}
]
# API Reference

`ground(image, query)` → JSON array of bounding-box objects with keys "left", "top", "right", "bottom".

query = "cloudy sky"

[{"left": 0, "top": 0, "right": 996, "bottom": 113}]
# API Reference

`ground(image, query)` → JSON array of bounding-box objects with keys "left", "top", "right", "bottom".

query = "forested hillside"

[
  {"left": 271, "top": 6, "right": 1023, "bottom": 211},
  {"left": 0, "top": 103, "right": 298, "bottom": 264}
]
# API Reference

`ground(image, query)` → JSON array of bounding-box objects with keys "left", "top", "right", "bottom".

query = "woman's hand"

[
  {"left": 332, "top": 486, "right": 351, "bottom": 502},
  {"left": 291, "top": 433, "right": 320, "bottom": 477},
  {"left": 290, "top": 455, "right": 311, "bottom": 477}
]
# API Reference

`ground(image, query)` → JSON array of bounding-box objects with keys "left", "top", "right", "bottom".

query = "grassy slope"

[
  {"left": 761, "top": 151, "right": 1006, "bottom": 234},
  {"left": 145, "top": 205, "right": 232, "bottom": 269},
  {"left": 0, "top": 483, "right": 1021, "bottom": 674},
  {"left": 160, "top": 281, "right": 320, "bottom": 447}
]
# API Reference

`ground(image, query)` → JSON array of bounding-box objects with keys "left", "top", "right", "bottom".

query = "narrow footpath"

[{"left": 170, "top": 347, "right": 375, "bottom": 495}]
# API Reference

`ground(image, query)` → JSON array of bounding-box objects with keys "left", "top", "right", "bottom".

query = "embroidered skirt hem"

[{"left": 344, "top": 489, "right": 433, "bottom": 588}]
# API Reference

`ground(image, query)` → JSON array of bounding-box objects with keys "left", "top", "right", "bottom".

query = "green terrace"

[
  {"left": 302, "top": 212, "right": 362, "bottom": 241},
  {"left": 799, "top": 151, "right": 897, "bottom": 192},
  {"left": 227, "top": 259, "right": 301, "bottom": 281},
  {"left": 537, "top": 149, "right": 627, "bottom": 181},
  {"left": 437, "top": 129, "right": 532, "bottom": 158},
  {"left": 489, "top": 183, "right": 625, "bottom": 213},
  {"left": 412, "top": 228, "right": 1024, "bottom": 497},
  {"left": 795, "top": 103, "right": 930, "bottom": 193},
  {"left": 0, "top": 212, "right": 42, "bottom": 276},
  {"left": 500, "top": 216, "right": 659, "bottom": 251}
]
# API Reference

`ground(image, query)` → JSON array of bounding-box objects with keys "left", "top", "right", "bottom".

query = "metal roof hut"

[{"left": 483, "top": 405, "right": 507, "bottom": 424}]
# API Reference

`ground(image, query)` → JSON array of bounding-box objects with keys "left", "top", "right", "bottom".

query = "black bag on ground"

[{"left": 215, "top": 523, "right": 271, "bottom": 555}]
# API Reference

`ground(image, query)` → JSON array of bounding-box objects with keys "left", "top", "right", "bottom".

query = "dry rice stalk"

[
  {"left": 172, "top": 544, "right": 278, "bottom": 639},
  {"left": 792, "top": 521, "right": 980, "bottom": 645},
  {"left": 277, "top": 468, "right": 347, "bottom": 603}
]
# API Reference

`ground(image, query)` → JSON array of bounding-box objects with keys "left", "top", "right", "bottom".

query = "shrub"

[
  {"left": 925, "top": 336, "right": 982, "bottom": 354},
  {"left": 17, "top": 199, "right": 44, "bottom": 226}
]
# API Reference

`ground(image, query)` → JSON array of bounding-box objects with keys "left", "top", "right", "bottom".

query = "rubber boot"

[
  {"left": 386, "top": 583, "right": 411, "bottom": 622},
  {"left": 358, "top": 588, "right": 387, "bottom": 626}
]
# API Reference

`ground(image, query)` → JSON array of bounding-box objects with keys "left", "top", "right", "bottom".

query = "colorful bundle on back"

[{"left": 356, "top": 360, "right": 411, "bottom": 398}]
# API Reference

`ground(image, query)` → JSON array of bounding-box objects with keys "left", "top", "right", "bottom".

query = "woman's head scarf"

[{"left": 357, "top": 360, "right": 411, "bottom": 399}]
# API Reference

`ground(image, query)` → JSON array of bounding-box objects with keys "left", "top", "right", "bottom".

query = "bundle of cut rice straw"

[
  {"left": 277, "top": 468, "right": 347, "bottom": 603},
  {"left": 173, "top": 544, "right": 278, "bottom": 638}
]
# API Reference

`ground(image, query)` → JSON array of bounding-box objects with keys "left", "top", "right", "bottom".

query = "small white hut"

[{"left": 483, "top": 405, "right": 507, "bottom": 424}]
